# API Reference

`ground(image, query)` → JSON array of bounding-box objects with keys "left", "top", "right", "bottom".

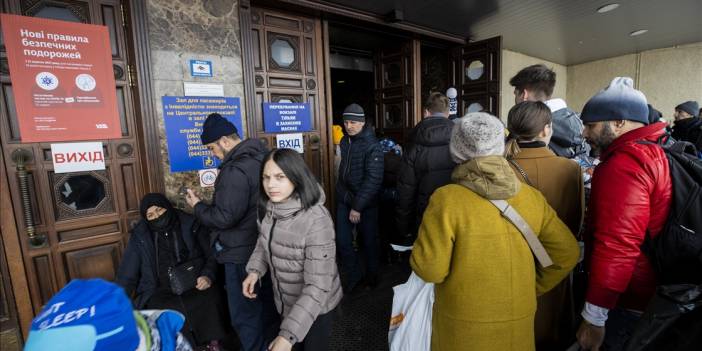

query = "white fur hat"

[{"left": 450, "top": 112, "right": 505, "bottom": 163}]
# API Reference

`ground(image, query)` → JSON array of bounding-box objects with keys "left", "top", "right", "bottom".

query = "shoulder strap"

[
  {"left": 489, "top": 200, "right": 553, "bottom": 268},
  {"left": 508, "top": 159, "right": 534, "bottom": 186}
]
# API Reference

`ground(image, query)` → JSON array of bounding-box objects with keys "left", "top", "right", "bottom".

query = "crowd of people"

[{"left": 25, "top": 64, "right": 701, "bottom": 351}]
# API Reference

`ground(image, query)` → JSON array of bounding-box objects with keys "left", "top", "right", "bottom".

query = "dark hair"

[
  {"left": 505, "top": 101, "right": 552, "bottom": 159},
  {"left": 424, "top": 92, "right": 449, "bottom": 114},
  {"left": 509, "top": 64, "right": 556, "bottom": 100},
  {"left": 259, "top": 148, "right": 321, "bottom": 210}
]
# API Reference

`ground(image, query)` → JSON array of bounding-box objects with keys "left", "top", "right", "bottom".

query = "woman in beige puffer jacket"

[{"left": 244, "top": 149, "right": 342, "bottom": 351}]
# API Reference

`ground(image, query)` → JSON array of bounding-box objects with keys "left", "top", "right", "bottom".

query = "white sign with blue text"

[
  {"left": 190, "top": 60, "right": 212, "bottom": 77},
  {"left": 276, "top": 133, "right": 304, "bottom": 153},
  {"left": 263, "top": 102, "right": 312, "bottom": 133}
]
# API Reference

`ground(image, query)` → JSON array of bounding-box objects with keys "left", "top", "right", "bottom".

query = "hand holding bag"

[
  {"left": 167, "top": 258, "right": 204, "bottom": 295},
  {"left": 388, "top": 271, "right": 434, "bottom": 351}
]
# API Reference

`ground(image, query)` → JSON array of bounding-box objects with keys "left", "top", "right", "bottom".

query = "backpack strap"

[{"left": 489, "top": 200, "right": 553, "bottom": 267}]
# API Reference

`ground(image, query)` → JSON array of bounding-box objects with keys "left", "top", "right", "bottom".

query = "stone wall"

[
  {"left": 146, "top": 0, "right": 245, "bottom": 207},
  {"left": 567, "top": 43, "right": 702, "bottom": 117}
]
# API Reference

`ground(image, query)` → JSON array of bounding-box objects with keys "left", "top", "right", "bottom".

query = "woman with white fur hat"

[{"left": 410, "top": 112, "right": 579, "bottom": 351}]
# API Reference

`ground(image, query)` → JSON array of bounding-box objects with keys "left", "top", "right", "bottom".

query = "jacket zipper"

[
  {"left": 268, "top": 218, "right": 285, "bottom": 316},
  {"left": 343, "top": 138, "right": 353, "bottom": 183}
]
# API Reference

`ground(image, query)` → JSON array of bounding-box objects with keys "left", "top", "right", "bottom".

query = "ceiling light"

[
  {"left": 597, "top": 3, "right": 620, "bottom": 13},
  {"left": 629, "top": 29, "right": 648, "bottom": 36},
  {"left": 337, "top": 80, "right": 345, "bottom": 84}
]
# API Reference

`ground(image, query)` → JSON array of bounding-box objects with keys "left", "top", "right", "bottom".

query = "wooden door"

[
  {"left": 374, "top": 39, "right": 420, "bottom": 144},
  {"left": 0, "top": 0, "right": 145, "bottom": 315},
  {"left": 450, "top": 36, "right": 502, "bottom": 117},
  {"left": 244, "top": 7, "right": 330, "bottom": 193}
]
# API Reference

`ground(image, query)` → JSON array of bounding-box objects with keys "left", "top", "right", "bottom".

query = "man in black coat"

[
  {"left": 336, "top": 103, "right": 384, "bottom": 292},
  {"left": 671, "top": 100, "right": 702, "bottom": 153},
  {"left": 185, "top": 113, "right": 277, "bottom": 351},
  {"left": 395, "top": 93, "right": 457, "bottom": 247}
]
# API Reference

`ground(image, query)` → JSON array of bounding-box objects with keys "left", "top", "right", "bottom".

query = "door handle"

[{"left": 11, "top": 149, "right": 46, "bottom": 247}]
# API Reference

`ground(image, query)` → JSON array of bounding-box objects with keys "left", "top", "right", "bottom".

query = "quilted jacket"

[{"left": 585, "top": 122, "right": 672, "bottom": 311}]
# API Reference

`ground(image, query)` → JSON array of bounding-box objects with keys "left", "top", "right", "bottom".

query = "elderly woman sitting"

[{"left": 116, "top": 193, "right": 228, "bottom": 350}]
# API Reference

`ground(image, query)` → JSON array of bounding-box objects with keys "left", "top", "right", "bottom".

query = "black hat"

[
  {"left": 675, "top": 101, "right": 699, "bottom": 117},
  {"left": 200, "top": 113, "right": 238, "bottom": 144},
  {"left": 647, "top": 104, "right": 662, "bottom": 124},
  {"left": 139, "top": 193, "right": 174, "bottom": 220},
  {"left": 342, "top": 103, "right": 365, "bottom": 122}
]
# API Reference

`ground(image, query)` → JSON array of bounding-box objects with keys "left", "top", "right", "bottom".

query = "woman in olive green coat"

[{"left": 411, "top": 112, "right": 579, "bottom": 351}]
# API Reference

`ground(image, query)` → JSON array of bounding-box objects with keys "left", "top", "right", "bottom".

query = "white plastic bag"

[{"left": 388, "top": 271, "right": 435, "bottom": 351}]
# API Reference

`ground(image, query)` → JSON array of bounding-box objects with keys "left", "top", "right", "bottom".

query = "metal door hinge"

[{"left": 126, "top": 64, "right": 136, "bottom": 87}]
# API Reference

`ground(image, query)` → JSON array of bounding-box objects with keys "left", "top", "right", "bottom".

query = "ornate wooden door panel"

[
  {"left": 374, "top": 40, "right": 419, "bottom": 144},
  {"left": 450, "top": 36, "right": 502, "bottom": 117},
  {"left": 246, "top": 8, "right": 330, "bottom": 190},
  {"left": 0, "top": 0, "right": 145, "bottom": 313}
]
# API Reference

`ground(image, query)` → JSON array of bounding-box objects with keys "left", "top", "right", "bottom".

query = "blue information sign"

[
  {"left": 262, "top": 102, "right": 313, "bottom": 133},
  {"left": 190, "top": 60, "right": 213, "bottom": 77},
  {"left": 162, "top": 96, "right": 243, "bottom": 172}
]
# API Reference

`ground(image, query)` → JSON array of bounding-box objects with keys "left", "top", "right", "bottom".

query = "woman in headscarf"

[
  {"left": 410, "top": 112, "right": 580, "bottom": 351},
  {"left": 116, "top": 193, "right": 228, "bottom": 350}
]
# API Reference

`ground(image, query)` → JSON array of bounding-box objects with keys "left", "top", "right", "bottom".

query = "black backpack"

[{"left": 641, "top": 138, "right": 702, "bottom": 285}]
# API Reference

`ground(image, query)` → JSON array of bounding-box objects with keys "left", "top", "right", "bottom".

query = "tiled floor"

[{"left": 329, "top": 262, "right": 412, "bottom": 351}]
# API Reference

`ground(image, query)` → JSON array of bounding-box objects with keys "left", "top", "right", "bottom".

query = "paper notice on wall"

[
  {"left": 183, "top": 82, "right": 224, "bottom": 97},
  {"left": 51, "top": 142, "right": 106, "bottom": 173},
  {"left": 276, "top": 133, "right": 304, "bottom": 153}
]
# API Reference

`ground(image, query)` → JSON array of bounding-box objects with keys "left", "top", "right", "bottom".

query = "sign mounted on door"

[
  {"left": 51, "top": 142, "right": 106, "bottom": 173},
  {"left": 0, "top": 14, "right": 121, "bottom": 142}
]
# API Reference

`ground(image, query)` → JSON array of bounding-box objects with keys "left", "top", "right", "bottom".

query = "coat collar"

[
  {"left": 451, "top": 156, "right": 521, "bottom": 200},
  {"left": 513, "top": 146, "right": 557, "bottom": 159}
]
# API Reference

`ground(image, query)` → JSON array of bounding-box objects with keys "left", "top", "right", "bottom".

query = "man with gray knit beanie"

[
  {"left": 576, "top": 77, "right": 672, "bottom": 351},
  {"left": 335, "top": 103, "right": 384, "bottom": 293}
]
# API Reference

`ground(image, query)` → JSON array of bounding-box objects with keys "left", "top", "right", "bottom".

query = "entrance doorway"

[
  {"left": 328, "top": 23, "right": 419, "bottom": 145},
  {"left": 0, "top": 0, "right": 149, "bottom": 342}
]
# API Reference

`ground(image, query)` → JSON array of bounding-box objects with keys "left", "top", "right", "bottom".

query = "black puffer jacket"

[
  {"left": 194, "top": 139, "right": 268, "bottom": 263},
  {"left": 116, "top": 210, "right": 216, "bottom": 308},
  {"left": 395, "top": 116, "right": 456, "bottom": 240},
  {"left": 672, "top": 117, "right": 702, "bottom": 151},
  {"left": 550, "top": 107, "right": 591, "bottom": 158},
  {"left": 336, "top": 126, "right": 384, "bottom": 211}
]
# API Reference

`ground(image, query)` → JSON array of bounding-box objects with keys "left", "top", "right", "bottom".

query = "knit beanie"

[
  {"left": 200, "top": 113, "right": 238, "bottom": 144},
  {"left": 450, "top": 112, "right": 505, "bottom": 163},
  {"left": 25, "top": 279, "right": 139, "bottom": 351},
  {"left": 581, "top": 77, "right": 649, "bottom": 125},
  {"left": 675, "top": 100, "right": 699, "bottom": 117},
  {"left": 342, "top": 103, "right": 365, "bottom": 122}
]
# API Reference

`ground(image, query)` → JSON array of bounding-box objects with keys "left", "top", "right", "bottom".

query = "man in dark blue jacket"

[
  {"left": 336, "top": 103, "right": 384, "bottom": 292},
  {"left": 185, "top": 113, "right": 277, "bottom": 351}
]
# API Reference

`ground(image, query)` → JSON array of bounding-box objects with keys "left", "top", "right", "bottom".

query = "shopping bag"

[{"left": 388, "top": 271, "right": 434, "bottom": 351}]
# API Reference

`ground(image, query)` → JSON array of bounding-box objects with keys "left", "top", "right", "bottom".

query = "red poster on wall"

[{"left": 1, "top": 14, "right": 121, "bottom": 142}]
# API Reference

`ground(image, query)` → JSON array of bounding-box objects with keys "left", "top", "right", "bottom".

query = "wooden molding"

[
  {"left": 127, "top": 0, "right": 164, "bottom": 193},
  {"left": 239, "top": 1, "right": 258, "bottom": 138},
  {"left": 0, "top": 145, "right": 33, "bottom": 339},
  {"left": 273, "top": 0, "right": 466, "bottom": 44}
]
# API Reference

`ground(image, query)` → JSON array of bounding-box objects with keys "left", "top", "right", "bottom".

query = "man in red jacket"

[{"left": 575, "top": 77, "right": 672, "bottom": 351}]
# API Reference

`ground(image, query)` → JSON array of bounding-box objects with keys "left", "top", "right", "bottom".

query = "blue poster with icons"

[
  {"left": 162, "top": 96, "right": 243, "bottom": 172},
  {"left": 263, "top": 102, "right": 313, "bottom": 133}
]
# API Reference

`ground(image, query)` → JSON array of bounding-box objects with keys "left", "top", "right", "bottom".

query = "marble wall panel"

[{"left": 146, "top": 0, "right": 245, "bottom": 207}]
